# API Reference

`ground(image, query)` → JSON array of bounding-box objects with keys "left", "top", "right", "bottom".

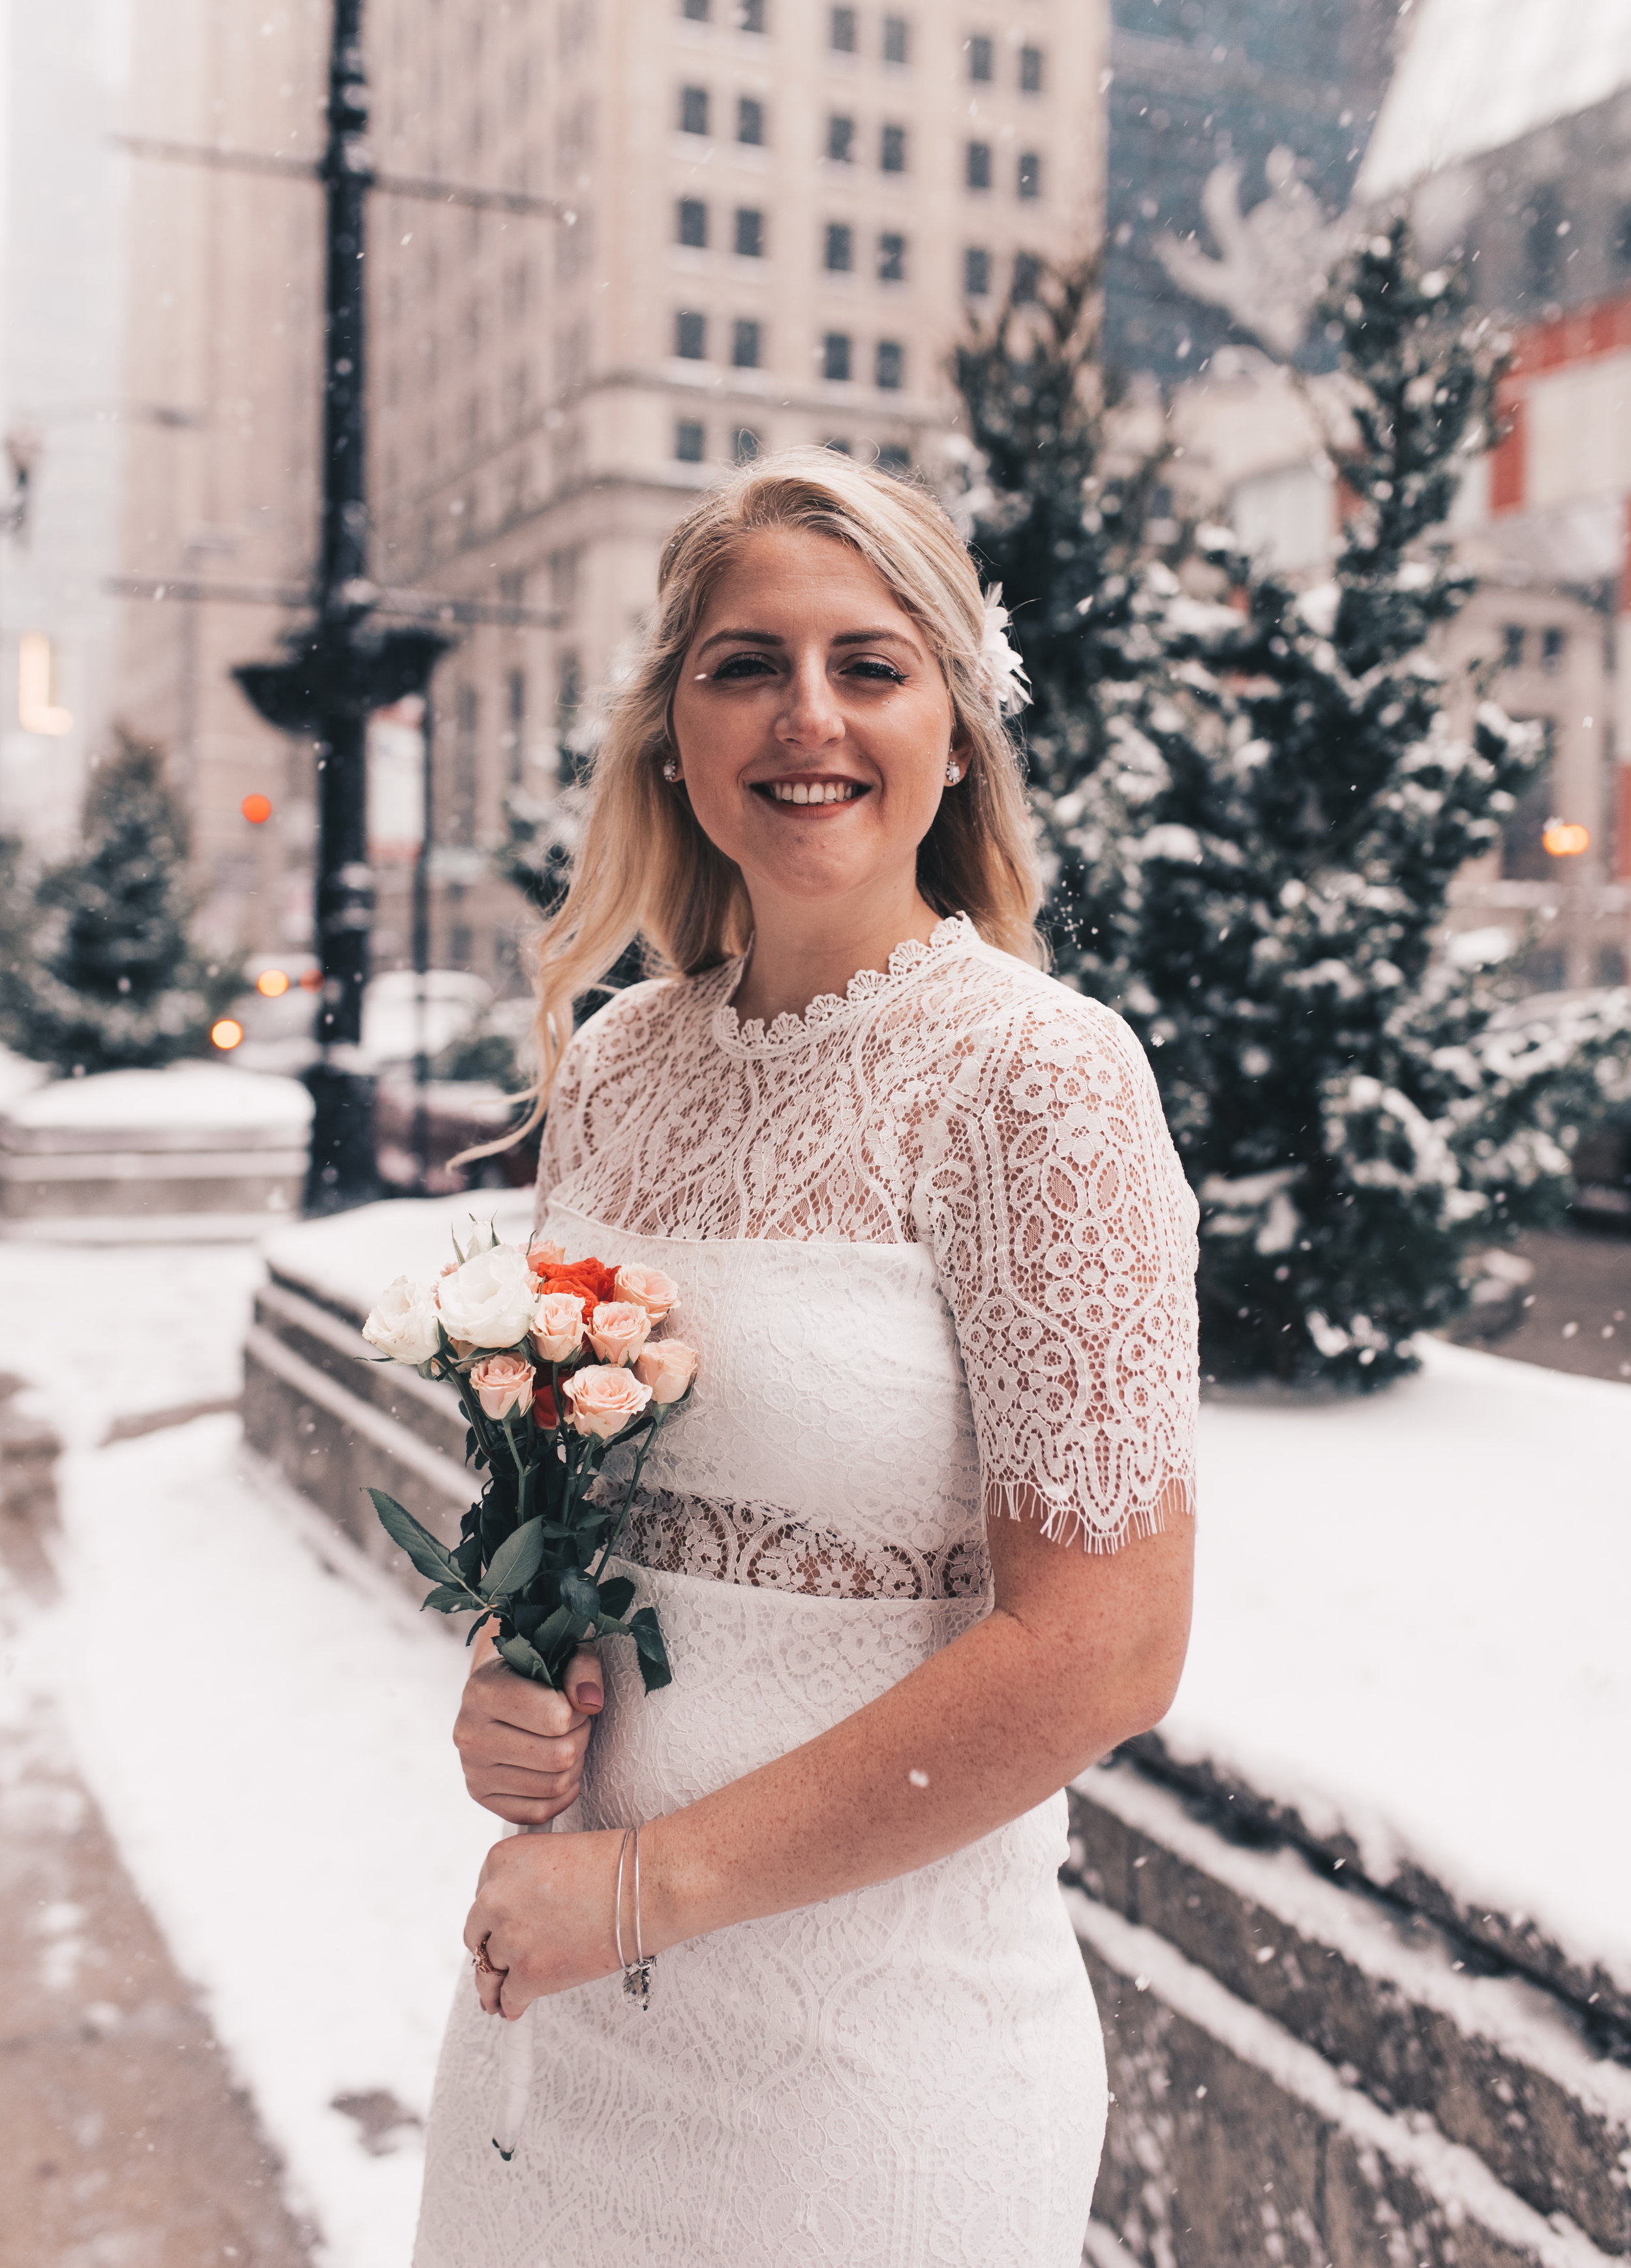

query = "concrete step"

[{"left": 1070, "top": 1764, "right": 1631, "bottom": 2263}]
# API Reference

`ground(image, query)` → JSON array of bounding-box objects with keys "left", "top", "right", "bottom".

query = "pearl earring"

[
  {"left": 662, "top": 755, "right": 681, "bottom": 783},
  {"left": 945, "top": 757, "right": 962, "bottom": 785}
]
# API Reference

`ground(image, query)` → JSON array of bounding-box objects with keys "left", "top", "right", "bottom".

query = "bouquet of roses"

[{"left": 360, "top": 1217, "right": 699, "bottom": 1699}]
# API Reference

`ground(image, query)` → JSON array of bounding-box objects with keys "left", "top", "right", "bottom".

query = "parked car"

[
  {"left": 374, "top": 997, "right": 538, "bottom": 1195},
  {"left": 215, "top": 962, "right": 491, "bottom": 1078},
  {"left": 1487, "top": 988, "right": 1631, "bottom": 1227}
]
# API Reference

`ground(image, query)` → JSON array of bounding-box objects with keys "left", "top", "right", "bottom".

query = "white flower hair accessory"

[{"left": 976, "top": 585, "right": 1031, "bottom": 718}]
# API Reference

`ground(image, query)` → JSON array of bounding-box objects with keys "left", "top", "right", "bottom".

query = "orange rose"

[
  {"left": 633, "top": 1338, "right": 699, "bottom": 1406},
  {"left": 562, "top": 1364, "right": 652, "bottom": 1440},
  {"left": 470, "top": 1352, "right": 536, "bottom": 1422},
  {"left": 585, "top": 1301, "right": 652, "bottom": 1366},
  {"left": 613, "top": 1263, "right": 679, "bottom": 1320},
  {"left": 534, "top": 1257, "right": 620, "bottom": 1318}
]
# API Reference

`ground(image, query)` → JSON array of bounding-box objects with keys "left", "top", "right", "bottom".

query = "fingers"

[
  {"left": 469, "top": 1779, "right": 583, "bottom": 1828},
  {"left": 563, "top": 1644, "right": 603, "bottom": 1716}
]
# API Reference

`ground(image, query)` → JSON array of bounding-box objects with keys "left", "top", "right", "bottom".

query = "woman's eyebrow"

[
  {"left": 694, "top": 624, "right": 923, "bottom": 659},
  {"left": 695, "top": 627, "right": 784, "bottom": 656}
]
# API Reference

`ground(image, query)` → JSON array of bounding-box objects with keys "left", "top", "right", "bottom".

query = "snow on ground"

[
  {"left": 0, "top": 1238, "right": 266, "bottom": 1434},
  {"left": 1, "top": 1061, "right": 312, "bottom": 1134},
  {"left": 1178, "top": 1337, "right": 1631, "bottom": 1988},
  {"left": 18, "top": 1414, "right": 492, "bottom": 2268}
]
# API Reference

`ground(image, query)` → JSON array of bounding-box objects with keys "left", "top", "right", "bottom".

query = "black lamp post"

[{"left": 234, "top": 0, "right": 450, "bottom": 1211}]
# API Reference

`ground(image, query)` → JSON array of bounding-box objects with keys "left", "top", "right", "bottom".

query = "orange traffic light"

[
  {"left": 241, "top": 793, "right": 273, "bottom": 824},
  {"left": 1542, "top": 820, "right": 1590, "bottom": 858}
]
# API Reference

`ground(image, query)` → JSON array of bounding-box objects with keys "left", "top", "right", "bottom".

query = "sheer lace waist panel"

[{"left": 624, "top": 1487, "right": 990, "bottom": 1603}]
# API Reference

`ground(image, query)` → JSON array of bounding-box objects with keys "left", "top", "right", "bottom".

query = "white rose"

[
  {"left": 361, "top": 1277, "right": 442, "bottom": 1365},
  {"left": 436, "top": 1243, "right": 538, "bottom": 1351}
]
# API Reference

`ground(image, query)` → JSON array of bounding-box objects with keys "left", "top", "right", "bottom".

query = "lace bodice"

[{"left": 535, "top": 915, "right": 1198, "bottom": 1566}]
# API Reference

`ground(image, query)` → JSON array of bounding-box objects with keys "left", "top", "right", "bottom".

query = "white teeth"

[{"left": 770, "top": 781, "right": 856, "bottom": 804}]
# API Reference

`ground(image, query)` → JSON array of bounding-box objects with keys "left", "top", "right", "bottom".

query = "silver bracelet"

[{"left": 613, "top": 1823, "right": 655, "bottom": 2011}]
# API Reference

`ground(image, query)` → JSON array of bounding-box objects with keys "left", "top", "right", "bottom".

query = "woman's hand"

[
  {"left": 466, "top": 1826, "right": 625, "bottom": 2016},
  {"left": 452, "top": 1640, "right": 603, "bottom": 1826}
]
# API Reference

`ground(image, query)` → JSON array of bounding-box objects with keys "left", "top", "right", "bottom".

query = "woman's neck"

[{"left": 729, "top": 883, "right": 945, "bottom": 1027}]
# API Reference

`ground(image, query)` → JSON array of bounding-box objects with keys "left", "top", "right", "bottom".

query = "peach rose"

[
  {"left": 585, "top": 1300, "right": 652, "bottom": 1366},
  {"left": 613, "top": 1263, "right": 679, "bottom": 1321},
  {"left": 526, "top": 1237, "right": 567, "bottom": 1273},
  {"left": 633, "top": 1338, "right": 699, "bottom": 1406},
  {"left": 562, "top": 1363, "right": 652, "bottom": 1440},
  {"left": 530, "top": 1290, "right": 586, "bottom": 1363},
  {"left": 470, "top": 1351, "right": 536, "bottom": 1422}
]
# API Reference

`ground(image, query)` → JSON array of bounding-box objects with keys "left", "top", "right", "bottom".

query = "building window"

[
  {"left": 966, "top": 141, "right": 991, "bottom": 190},
  {"left": 877, "top": 232, "right": 906, "bottom": 282},
  {"left": 678, "top": 196, "right": 708, "bottom": 247},
  {"left": 452, "top": 684, "right": 479, "bottom": 848},
  {"left": 1020, "top": 42, "right": 1043, "bottom": 92},
  {"left": 1541, "top": 626, "right": 1567, "bottom": 673},
  {"left": 826, "top": 221, "right": 854, "bottom": 271},
  {"left": 1018, "top": 149, "right": 1041, "bottom": 199},
  {"left": 883, "top": 13, "right": 908, "bottom": 63},
  {"left": 737, "top": 94, "right": 764, "bottom": 144},
  {"left": 682, "top": 0, "right": 709, "bottom": 19},
  {"left": 829, "top": 5, "right": 856, "bottom": 52},
  {"left": 881, "top": 123, "right": 906, "bottom": 172},
  {"left": 1013, "top": 250, "right": 1042, "bottom": 301},
  {"left": 828, "top": 113, "right": 855, "bottom": 162},
  {"left": 1614, "top": 204, "right": 1631, "bottom": 271},
  {"left": 675, "top": 418, "right": 706, "bottom": 461},
  {"left": 680, "top": 84, "right": 709, "bottom": 135},
  {"left": 735, "top": 206, "right": 765, "bottom": 257},
  {"left": 506, "top": 668, "right": 526, "bottom": 786},
  {"left": 739, "top": 0, "right": 766, "bottom": 26},
  {"left": 823, "top": 331, "right": 853, "bottom": 382},
  {"left": 1525, "top": 181, "right": 1566, "bottom": 303},
  {"left": 964, "top": 245, "right": 990, "bottom": 297},
  {"left": 675, "top": 308, "right": 707, "bottom": 358},
  {"left": 967, "top": 34, "right": 992, "bottom": 81},
  {"left": 877, "top": 442, "right": 910, "bottom": 473},
  {"left": 876, "top": 338, "right": 904, "bottom": 389},
  {"left": 1501, "top": 624, "right": 1526, "bottom": 670},
  {"left": 733, "top": 317, "right": 762, "bottom": 367},
  {"left": 733, "top": 426, "right": 761, "bottom": 461}
]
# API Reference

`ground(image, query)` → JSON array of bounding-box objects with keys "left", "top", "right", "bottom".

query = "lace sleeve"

[
  {"left": 916, "top": 986, "right": 1199, "bottom": 1552},
  {"left": 534, "top": 1023, "right": 594, "bottom": 1228}
]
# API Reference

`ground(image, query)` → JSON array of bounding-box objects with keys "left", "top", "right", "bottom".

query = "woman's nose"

[{"left": 777, "top": 656, "right": 844, "bottom": 748}]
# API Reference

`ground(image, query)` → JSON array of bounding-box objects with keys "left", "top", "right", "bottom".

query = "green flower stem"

[{"left": 590, "top": 1405, "right": 669, "bottom": 1582}]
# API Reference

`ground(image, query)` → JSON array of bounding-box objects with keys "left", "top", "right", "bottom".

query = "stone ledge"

[
  {"left": 1071, "top": 1768, "right": 1631, "bottom": 2256},
  {"left": 1074, "top": 1890, "right": 1619, "bottom": 2268}
]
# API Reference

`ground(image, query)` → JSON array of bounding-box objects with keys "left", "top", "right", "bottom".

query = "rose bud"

[
  {"left": 526, "top": 1237, "right": 568, "bottom": 1275},
  {"left": 530, "top": 1290, "right": 587, "bottom": 1364},
  {"left": 613, "top": 1263, "right": 679, "bottom": 1321},
  {"left": 633, "top": 1338, "right": 699, "bottom": 1406},
  {"left": 470, "top": 1352, "right": 536, "bottom": 1422},
  {"left": 585, "top": 1300, "right": 652, "bottom": 1366},
  {"left": 562, "top": 1364, "right": 652, "bottom": 1440}
]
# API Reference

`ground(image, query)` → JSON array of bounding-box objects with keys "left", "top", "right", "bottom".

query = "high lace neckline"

[{"left": 712, "top": 913, "right": 977, "bottom": 1054}]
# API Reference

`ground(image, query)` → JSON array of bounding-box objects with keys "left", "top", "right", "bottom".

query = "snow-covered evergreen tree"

[
  {"left": 1062, "top": 221, "right": 1630, "bottom": 1385},
  {"left": 12, "top": 729, "right": 227, "bottom": 1076}
]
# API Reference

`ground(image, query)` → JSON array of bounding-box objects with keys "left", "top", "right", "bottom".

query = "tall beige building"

[{"left": 368, "top": 0, "right": 1106, "bottom": 984}]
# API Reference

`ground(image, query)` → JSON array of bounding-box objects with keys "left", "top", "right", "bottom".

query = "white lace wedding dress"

[{"left": 414, "top": 915, "right": 1198, "bottom": 2268}]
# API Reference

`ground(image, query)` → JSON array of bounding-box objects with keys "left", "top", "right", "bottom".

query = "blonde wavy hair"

[{"left": 513, "top": 446, "right": 1044, "bottom": 1131}]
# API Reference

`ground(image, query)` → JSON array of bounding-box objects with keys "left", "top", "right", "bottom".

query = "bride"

[{"left": 413, "top": 448, "right": 1197, "bottom": 2267}]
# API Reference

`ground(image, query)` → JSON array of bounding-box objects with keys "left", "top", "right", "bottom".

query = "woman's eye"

[
  {"left": 846, "top": 659, "right": 907, "bottom": 684},
  {"left": 710, "top": 654, "right": 776, "bottom": 680}
]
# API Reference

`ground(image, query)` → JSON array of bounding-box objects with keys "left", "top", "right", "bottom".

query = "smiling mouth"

[{"left": 754, "top": 779, "right": 867, "bottom": 806}]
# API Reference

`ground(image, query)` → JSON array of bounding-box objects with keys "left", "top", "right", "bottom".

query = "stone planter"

[{"left": 0, "top": 1064, "right": 312, "bottom": 1241}]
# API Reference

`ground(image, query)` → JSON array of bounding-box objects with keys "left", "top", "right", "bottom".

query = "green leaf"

[
  {"left": 496, "top": 1631, "right": 552, "bottom": 1682},
  {"left": 597, "top": 1574, "right": 635, "bottom": 1619},
  {"left": 463, "top": 1610, "right": 494, "bottom": 1647},
  {"left": 368, "top": 1489, "right": 457, "bottom": 1583},
  {"left": 559, "top": 1567, "right": 600, "bottom": 1626},
  {"left": 421, "top": 1582, "right": 476, "bottom": 1613},
  {"left": 484, "top": 1515, "right": 547, "bottom": 1598},
  {"left": 628, "top": 1605, "right": 673, "bottom": 1693}
]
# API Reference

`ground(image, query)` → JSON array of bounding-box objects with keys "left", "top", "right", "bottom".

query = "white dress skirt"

[{"left": 412, "top": 922, "right": 1199, "bottom": 2268}]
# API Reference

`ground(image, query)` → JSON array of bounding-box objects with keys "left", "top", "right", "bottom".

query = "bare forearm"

[{"left": 643, "top": 1518, "right": 1190, "bottom": 1955}]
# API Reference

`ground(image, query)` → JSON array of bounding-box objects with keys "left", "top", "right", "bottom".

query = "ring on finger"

[{"left": 473, "top": 1933, "right": 503, "bottom": 1977}]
